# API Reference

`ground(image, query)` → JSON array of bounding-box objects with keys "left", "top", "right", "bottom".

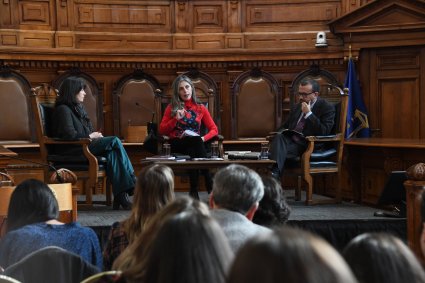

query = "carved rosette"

[{"left": 406, "top": 163, "right": 425, "bottom": 181}]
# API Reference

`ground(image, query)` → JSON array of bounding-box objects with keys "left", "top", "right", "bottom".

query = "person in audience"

[
  {"left": 269, "top": 78, "right": 335, "bottom": 180},
  {"left": 52, "top": 76, "right": 135, "bottom": 210},
  {"left": 113, "top": 196, "right": 219, "bottom": 282},
  {"left": 0, "top": 179, "right": 102, "bottom": 270},
  {"left": 253, "top": 175, "right": 291, "bottom": 227},
  {"left": 102, "top": 164, "right": 175, "bottom": 270},
  {"left": 159, "top": 75, "right": 218, "bottom": 199},
  {"left": 343, "top": 232, "right": 425, "bottom": 283},
  {"left": 209, "top": 164, "right": 271, "bottom": 252},
  {"left": 227, "top": 226, "right": 357, "bottom": 283},
  {"left": 141, "top": 207, "right": 233, "bottom": 283}
]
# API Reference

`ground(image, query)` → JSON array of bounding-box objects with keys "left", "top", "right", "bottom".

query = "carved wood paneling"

[
  {"left": 364, "top": 47, "right": 424, "bottom": 139},
  {"left": 245, "top": 2, "right": 339, "bottom": 31},
  {"left": 74, "top": 2, "right": 171, "bottom": 31},
  {"left": 20, "top": 1, "right": 50, "bottom": 26},
  {"left": 0, "top": 0, "right": 345, "bottom": 59}
]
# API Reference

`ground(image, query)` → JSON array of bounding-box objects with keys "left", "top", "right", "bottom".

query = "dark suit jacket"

[
  {"left": 52, "top": 104, "right": 93, "bottom": 140},
  {"left": 278, "top": 97, "right": 335, "bottom": 137},
  {"left": 51, "top": 104, "right": 93, "bottom": 155}
]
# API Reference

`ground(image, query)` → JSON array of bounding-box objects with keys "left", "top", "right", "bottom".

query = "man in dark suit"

[{"left": 269, "top": 78, "right": 335, "bottom": 179}]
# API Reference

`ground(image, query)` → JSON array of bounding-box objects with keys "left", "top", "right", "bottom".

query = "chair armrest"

[
  {"left": 43, "top": 137, "right": 92, "bottom": 145},
  {"left": 305, "top": 133, "right": 342, "bottom": 142},
  {"left": 43, "top": 137, "right": 99, "bottom": 187}
]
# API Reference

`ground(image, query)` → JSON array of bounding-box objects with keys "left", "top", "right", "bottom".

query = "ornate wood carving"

[{"left": 330, "top": 0, "right": 425, "bottom": 58}]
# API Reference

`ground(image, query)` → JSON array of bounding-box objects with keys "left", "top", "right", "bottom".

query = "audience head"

[
  {"left": 171, "top": 75, "right": 200, "bottom": 110},
  {"left": 210, "top": 164, "right": 264, "bottom": 217},
  {"left": 343, "top": 232, "right": 425, "bottom": 283},
  {"left": 124, "top": 164, "right": 175, "bottom": 243},
  {"left": 6, "top": 179, "right": 59, "bottom": 232},
  {"left": 113, "top": 196, "right": 211, "bottom": 279},
  {"left": 252, "top": 176, "right": 291, "bottom": 227},
  {"left": 228, "top": 226, "right": 357, "bottom": 283},
  {"left": 56, "top": 76, "right": 86, "bottom": 106},
  {"left": 143, "top": 209, "right": 233, "bottom": 283}
]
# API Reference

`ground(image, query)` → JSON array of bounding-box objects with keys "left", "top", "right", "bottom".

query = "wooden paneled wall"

[
  {"left": 2, "top": 0, "right": 425, "bottom": 203},
  {"left": 0, "top": 0, "right": 356, "bottom": 139}
]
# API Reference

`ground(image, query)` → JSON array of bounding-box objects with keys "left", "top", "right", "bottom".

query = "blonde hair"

[{"left": 123, "top": 164, "right": 175, "bottom": 244}]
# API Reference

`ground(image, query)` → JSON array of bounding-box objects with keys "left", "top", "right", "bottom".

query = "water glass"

[
  {"left": 163, "top": 143, "right": 171, "bottom": 157},
  {"left": 211, "top": 142, "right": 219, "bottom": 158},
  {"left": 260, "top": 142, "right": 269, "bottom": 159}
]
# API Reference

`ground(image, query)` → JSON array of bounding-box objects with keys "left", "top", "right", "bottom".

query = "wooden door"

[{"left": 361, "top": 47, "right": 425, "bottom": 138}]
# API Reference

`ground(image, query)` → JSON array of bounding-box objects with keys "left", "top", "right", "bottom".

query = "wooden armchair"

[
  {"left": 273, "top": 67, "right": 348, "bottom": 205},
  {"left": 30, "top": 84, "right": 110, "bottom": 207},
  {"left": 0, "top": 65, "right": 34, "bottom": 144},
  {"left": 231, "top": 68, "right": 282, "bottom": 140},
  {"left": 112, "top": 69, "right": 162, "bottom": 143}
]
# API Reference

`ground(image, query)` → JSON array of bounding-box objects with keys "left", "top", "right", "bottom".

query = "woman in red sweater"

[{"left": 159, "top": 75, "right": 218, "bottom": 199}]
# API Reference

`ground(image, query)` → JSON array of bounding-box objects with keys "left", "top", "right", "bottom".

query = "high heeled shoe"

[{"left": 113, "top": 192, "right": 132, "bottom": 210}]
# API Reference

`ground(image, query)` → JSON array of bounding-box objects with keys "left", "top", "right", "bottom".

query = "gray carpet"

[{"left": 77, "top": 190, "right": 388, "bottom": 227}]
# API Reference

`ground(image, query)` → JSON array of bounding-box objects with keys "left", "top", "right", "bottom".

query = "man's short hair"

[
  {"left": 299, "top": 78, "right": 320, "bottom": 93},
  {"left": 212, "top": 164, "right": 264, "bottom": 214}
]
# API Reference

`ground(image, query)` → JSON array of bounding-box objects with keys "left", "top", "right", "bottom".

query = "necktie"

[
  {"left": 294, "top": 115, "right": 306, "bottom": 133},
  {"left": 292, "top": 115, "right": 306, "bottom": 142}
]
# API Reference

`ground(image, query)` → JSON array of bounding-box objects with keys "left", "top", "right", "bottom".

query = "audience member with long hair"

[
  {"left": 141, "top": 208, "right": 233, "bottom": 283},
  {"left": 113, "top": 196, "right": 230, "bottom": 283},
  {"left": 343, "top": 233, "right": 425, "bottom": 283},
  {"left": 0, "top": 179, "right": 102, "bottom": 270},
  {"left": 102, "top": 164, "right": 175, "bottom": 270},
  {"left": 252, "top": 176, "right": 291, "bottom": 227},
  {"left": 227, "top": 226, "right": 357, "bottom": 283}
]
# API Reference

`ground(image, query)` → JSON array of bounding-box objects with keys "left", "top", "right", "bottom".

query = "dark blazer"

[
  {"left": 278, "top": 97, "right": 335, "bottom": 137},
  {"left": 52, "top": 104, "right": 93, "bottom": 140},
  {"left": 51, "top": 104, "right": 93, "bottom": 155}
]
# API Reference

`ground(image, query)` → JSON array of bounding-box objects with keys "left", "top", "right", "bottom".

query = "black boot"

[
  {"left": 113, "top": 191, "right": 132, "bottom": 210},
  {"left": 189, "top": 188, "right": 200, "bottom": 200},
  {"left": 203, "top": 170, "right": 213, "bottom": 194},
  {"left": 188, "top": 169, "right": 200, "bottom": 200}
]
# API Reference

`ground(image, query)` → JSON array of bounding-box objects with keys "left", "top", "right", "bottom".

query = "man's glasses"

[{"left": 297, "top": 92, "right": 314, "bottom": 97}]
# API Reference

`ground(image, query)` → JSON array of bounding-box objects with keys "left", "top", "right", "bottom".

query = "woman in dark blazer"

[{"left": 52, "top": 76, "right": 135, "bottom": 210}]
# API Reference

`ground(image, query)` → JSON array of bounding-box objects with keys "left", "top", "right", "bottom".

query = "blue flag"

[{"left": 344, "top": 58, "right": 370, "bottom": 138}]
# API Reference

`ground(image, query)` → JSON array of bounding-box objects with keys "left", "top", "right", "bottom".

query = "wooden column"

[{"left": 405, "top": 163, "right": 425, "bottom": 264}]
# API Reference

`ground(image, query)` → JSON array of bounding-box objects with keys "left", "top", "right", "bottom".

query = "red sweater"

[{"left": 159, "top": 100, "right": 218, "bottom": 142}]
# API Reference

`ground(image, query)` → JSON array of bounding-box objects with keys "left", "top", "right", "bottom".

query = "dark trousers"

[
  {"left": 170, "top": 136, "right": 212, "bottom": 193},
  {"left": 269, "top": 133, "right": 307, "bottom": 174},
  {"left": 89, "top": 136, "right": 135, "bottom": 196}
]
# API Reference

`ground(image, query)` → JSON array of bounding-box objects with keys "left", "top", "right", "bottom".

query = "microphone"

[
  {"left": 0, "top": 153, "right": 75, "bottom": 184},
  {"left": 135, "top": 102, "right": 155, "bottom": 123},
  {"left": 135, "top": 102, "right": 156, "bottom": 133}
]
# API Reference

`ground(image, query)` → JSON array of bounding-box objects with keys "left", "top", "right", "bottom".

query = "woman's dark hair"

[
  {"left": 6, "top": 179, "right": 59, "bottom": 232},
  {"left": 253, "top": 176, "right": 291, "bottom": 227},
  {"left": 343, "top": 233, "right": 425, "bottom": 283},
  {"left": 55, "top": 76, "right": 86, "bottom": 107},
  {"left": 228, "top": 226, "right": 357, "bottom": 283},
  {"left": 142, "top": 211, "right": 232, "bottom": 283}
]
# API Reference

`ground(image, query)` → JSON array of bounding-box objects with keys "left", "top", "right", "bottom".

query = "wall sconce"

[{"left": 315, "top": 31, "right": 328, "bottom": 47}]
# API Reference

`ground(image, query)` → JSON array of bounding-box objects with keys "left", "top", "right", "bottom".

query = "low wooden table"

[{"left": 141, "top": 158, "right": 275, "bottom": 173}]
